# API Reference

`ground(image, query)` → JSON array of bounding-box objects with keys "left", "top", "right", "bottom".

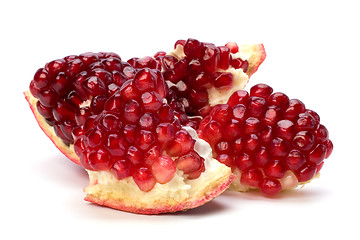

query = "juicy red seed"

[
  {"left": 154, "top": 51, "right": 166, "bottom": 58},
  {"left": 244, "top": 117, "right": 260, "bottom": 134},
  {"left": 184, "top": 38, "right": 203, "bottom": 58},
  {"left": 151, "top": 156, "right": 176, "bottom": 184},
  {"left": 187, "top": 161, "right": 205, "bottom": 179},
  {"left": 264, "top": 159, "right": 286, "bottom": 179},
  {"left": 83, "top": 115, "right": 97, "bottom": 133},
  {"left": 143, "top": 146, "right": 161, "bottom": 166},
  {"left": 234, "top": 152, "right": 252, "bottom": 170},
  {"left": 241, "top": 60, "right": 249, "bottom": 72},
  {"left": 305, "top": 109, "right": 320, "bottom": 124},
  {"left": 292, "top": 131, "right": 315, "bottom": 151},
  {"left": 45, "top": 59, "right": 66, "bottom": 76},
  {"left": 201, "top": 45, "right": 219, "bottom": 73},
  {"left": 188, "top": 59, "right": 202, "bottom": 74},
  {"left": 79, "top": 52, "right": 99, "bottom": 67},
  {"left": 54, "top": 124, "right": 72, "bottom": 145},
  {"left": 158, "top": 104, "right": 174, "bottom": 122},
  {"left": 29, "top": 81, "right": 41, "bottom": 98},
  {"left": 250, "top": 84, "right": 273, "bottom": 99},
  {"left": 268, "top": 92, "right": 289, "bottom": 108},
  {"left": 105, "top": 134, "right": 127, "bottom": 157},
  {"left": 156, "top": 123, "right": 175, "bottom": 145},
  {"left": 102, "top": 57, "right": 123, "bottom": 72},
  {"left": 124, "top": 99, "right": 142, "bottom": 123},
  {"left": 91, "top": 68, "right": 112, "bottom": 85},
  {"left": 214, "top": 141, "right": 230, "bottom": 154},
  {"left": 126, "top": 146, "right": 142, "bottom": 165},
  {"left": 135, "top": 56, "right": 158, "bottom": 69},
  {"left": 111, "top": 159, "right": 132, "bottom": 180},
  {"left": 309, "top": 144, "right": 327, "bottom": 165},
  {"left": 286, "top": 149, "right": 306, "bottom": 170},
  {"left": 82, "top": 76, "right": 107, "bottom": 97},
  {"left": 120, "top": 80, "right": 140, "bottom": 100},
  {"left": 283, "top": 99, "right": 306, "bottom": 120},
  {"left": 259, "top": 126, "right": 273, "bottom": 143},
  {"left": 112, "top": 71, "right": 128, "bottom": 86},
  {"left": 65, "top": 59, "right": 84, "bottom": 78},
  {"left": 213, "top": 72, "right": 233, "bottom": 88},
  {"left": 241, "top": 168, "right": 263, "bottom": 187},
  {"left": 100, "top": 114, "right": 122, "bottom": 132},
  {"left": 324, "top": 139, "right": 333, "bottom": 158},
  {"left": 216, "top": 154, "right": 234, "bottom": 167},
  {"left": 244, "top": 134, "right": 259, "bottom": 152},
  {"left": 38, "top": 88, "right": 59, "bottom": 107},
  {"left": 259, "top": 178, "right": 282, "bottom": 196},
  {"left": 86, "top": 129, "right": 103, "bottom": 148},
  {"left": 167, "top": 129, "right": 195, "bottom": 156},
  {"left": 90, "top": 95, "right": 107, "bottom": 114},
  {"left": 87, "top": 148, "right": 111, "bottom": 171},
  {"left": 33, "top": 68, "right": 50, "bottom": 89},
  {"left": 176, "top": 151, "right": 202, "bottom": 174},
  {"left": 132, "top": 167, "right": 156, "bottom": 192},
  {"left": 161, "top": 55, "right": 178, "bottom": 70},
  {"left": 211, "top": 104, "right": 233, "bottom": 123},
  {"left": 123, "top": 124, "right": 137, "bottom": 144},
  {"left": 253, "top": 146, "right": 270, "bottom": 167},
  {"left": 133, "top": 68, "right": 156, "bottom": 92},
  {"left": 193, "top": 72, "right": 212, "bottom": 86},
  {"left": 52, "top": 101, "right": 76, "bottom": 122},
  {"left": 204, "top": 120, "right": 222, "bottom": 146},
  {"left": 314, "top": 124, "right": 329, "bottom": 142},
  {"left": 36, "top": 101, "right": 53, "bottom": 119},
  {"left": 275, "top": 119, "right": 295, "bottom": 141},
  {"left": 232, "top": 104, "right": 247, "bottom": 121},
  {"left": 296, "top": 112, "right": 317, "bottom": 131},
  {"left": 218, "top": 46, "right": 231, "bottom": 70},
  {"left": 296, "top": 163, "right": 317, "bottom": 182},
  {"left": 52, "top": 73, "right": 70, "bottom": 95},
  {"left": 222, "top": 119, "right": 241, "bottom": 141},
  {"left": 137, "top": 130, "right": 156, "bottom": 151},
  {"left": 74, "top": 138, "right": 85, "bottom": 156},
  {"left": 232, "top": 138, "right": 243, "bottom": 154},
  {"left": 270, "top": 137, "right": 289, "bottom": 157},
  {"left": 141, "top": 92, "right": 163, "bottom": 112},
  {"left": 104, "top": 93, "right": 123, "bottom": 112},
  {"left": 66, "top": 91, "right": 83, "bottom": 107},
  {"left": 59, "top": 121, "right": 75, "bottom": 140},
  {"left": 139, "top": 112, "right": 156, "bottom": 130},
  {"left": 247, "top": 96, "right": 267, "bottom": 117},
  {"left": 174, "top": 39, "right": 186, "bottom": 48},
  {"left": 262, "top": 106, "right": 281, "bottom": 126},
  {"left": 225, "top": 42, "right": 239, "bottom": 54}
]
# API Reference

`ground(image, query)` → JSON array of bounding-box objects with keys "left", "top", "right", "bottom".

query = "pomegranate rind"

[
  {"left": 24, "top": 90, "right": 80, "bottom": 165},
  {"left": 84, "top": 162, "right": 234, "bottom": 214}
]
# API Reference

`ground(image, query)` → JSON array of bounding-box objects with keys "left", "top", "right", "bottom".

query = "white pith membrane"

[{"left": 84, "top": 126, "right": 233, "bottom": 212}]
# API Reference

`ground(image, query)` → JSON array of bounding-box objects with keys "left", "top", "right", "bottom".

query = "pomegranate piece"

[{"left": 198, "top": 83, "right": 333, "bottom": 195}]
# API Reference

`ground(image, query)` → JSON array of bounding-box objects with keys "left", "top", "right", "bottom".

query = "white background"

[{"left": 1, "top": 0, "right": 359, "bottom": 239}]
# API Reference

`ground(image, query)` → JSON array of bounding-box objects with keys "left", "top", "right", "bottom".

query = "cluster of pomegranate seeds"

[
  {"left": 197, "top": 83, "right": 333, "bottom": 195},
  {"left": 158, "top": 38, "right": 249, "bottom": 123},
  {"left": 73, "top": 68, "right": 205, "bottom": 191},
  {"left": 29, "top": 52, "right": 137, "bottom": 145}
]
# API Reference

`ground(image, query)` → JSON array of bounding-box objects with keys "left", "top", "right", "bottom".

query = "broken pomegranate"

[
  {"left": 198, "top": 83, "right": 333, "bottom": 196},
  {"left": 25, "top": 38, "right": 267, "bottom": 214}
]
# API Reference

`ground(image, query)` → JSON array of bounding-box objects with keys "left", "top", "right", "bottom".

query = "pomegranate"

[
  {"left": 24, "top": 39, "right": 266, "bottom": 214},
  {"left": 198, "top": 83, "right": 333, "bottom": 196}
]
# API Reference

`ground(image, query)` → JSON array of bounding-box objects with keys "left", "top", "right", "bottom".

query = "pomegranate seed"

[
  {"left": 184, "top": 38, "right": 203, "bottom": 58},
  {"left": 262, "top": 106, "right": 281, "bottom": 126},
  {"left": 308, "top": 144, "right": 327, "bottom": 165},
  {"left": 123, "top": 124, "right": 137, "bottom": 144},
  {"left": 36, "top": 101, "right": 53, "bottom": 119},
  {"left": 120, "top": 80, "right": 140, "bottom": 101},
  {"left": 38, "top": 88, "right": 59, "bottom": 107},
  {"left": 247, "top": 96, "right": 267, "bottom": 117},
  {"left": 33, "top": 68, "right": 50, "bottom": 89},
  {"left": 124, "top": 99, "right": 142, "bottom": 123},
  {"left": 156, "top": 123, "right": 175, "bottom": 145},
  {"left": 268, "top": 92, "right": 289, "bottom": 108},
  {"left": 201, "top": 44, "right": 219, "bottom": 73},
  {"left": 214, "top": 141, "right": 230, "bottom": 154},
  {"left": 292, "top": 131, "right": 315, "bottom": 151},
  {"left": 52, "top": 72, "right": 70, "bottom": 95},
  {"left": 86, "top": 129, "right": 103, "bottom": 148},
  {"left": 82, "top": 76, "right": 107, "bottom": 97},
  {"left": 324, "top": 139, "right": 333, "bottom": 158},
  {"left": 275, "top": 119, "right": 295, "bottom": 141},
  {"left": 250, "top": 83, "right": 273, "bottom": 99},
  {"left": 270, "top": 137, "right": 289, "bottom": 157},
  {"left": 45, "top": 59, "right": 66, "bottom": 76},
  {"left": 87, "top": 147, "right": 112, "bottom": 171},
  {"left": 52, "top": 101, "right": 76, "bottom": 122},
  {"left": 111, "top": 159, "right": 132, "bottom": 180},
  {"left": 126, "top": 146, "right": 142, "bottom": 166},
  {"left": 176, "top": 151, "right": 202, "bottom": 173},
  {"left": 241, "top": 168, "right": 263, "bottom": 187},
  {"left": 225, "top": 42, "right": 239, "bottom": 53},
  {"left": 102, "top": 57, "right": 122, "bottom": 72},
  {"left": 296, "top": 163, "right": 317, "bottom": 182},
  {"left": 132, "top": 167, "right": 156, "bottom": 192},
  {"left": 222, "top": 119, "right": 241, "bottom": 141},
  {"left": 141, "top": 91, "right": 163, "bottom": 112},
  {"left": 253, "top": 146, "right": 270, "bottom": 167},
  {"left": 244, "top": 117, "right": 260, "bottom": 134},
  {"left": 65, "top": 58, "right": 84, "bottom": 77},
  {"left": 151, "top": 156, "right": 176, "bottom": 184},
  {"left": 234, "top": 152, "right": 252, "bottom": 170},
  {"left": 283, "top": 99, "right": 306, "bottom": 120},
  {"left": 286, "top": 149, "right": 306, "bottom": 170},
  {"left": 213, "top": 72, "right": 233, "bottom": 88},
  {"left": 100, "top": 114, "right": 122, "bottom": 132},
  {"left": 244, "top": 134, "right": 259, "bottom": 152},
  {"left": 143, "top": 146, "right": 161, "bottom": 166},
  {"left": 167, "top": 129, "right": 195, "bottom": 156},
  {"left": 218, "top": 46, "right": 231, "bottom": 70},
  {"left": 264, "top": 159, "right": 286, "bottom": 179},
  {"left": 211, "top": 104, "right": 233, "bottom": 123},
  {"left": 259, "top": 178, "right": 282, "bottom": 196},
  {"left": 133, "top": 68, "right": 156, "bottom": 92},
  {"left": 29, "top": 81, "right": 41, "bottom": 98},
  {"left": 139, "top": 112, "right": 156, "bottom": 130},
  {"left": 314, "top": 124, "right": 329, "bottom": 142},
  {"left": 136, "top": 130, "right": 156, "bottom": 151},
  {"left": 174, "top": 39, "right": 186, "bottom": 48},
  {"left": 296, "top": 112, "right": 317, "bottom": 131},
  {"left": 105, "top": 134, "right": 127, "bottom": 157},
  {"left": 232, "top": 104, "right": 247, "bottom": 121},
  {"left": 216, "top": 154, "right": 233, "bottom": 167}
]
